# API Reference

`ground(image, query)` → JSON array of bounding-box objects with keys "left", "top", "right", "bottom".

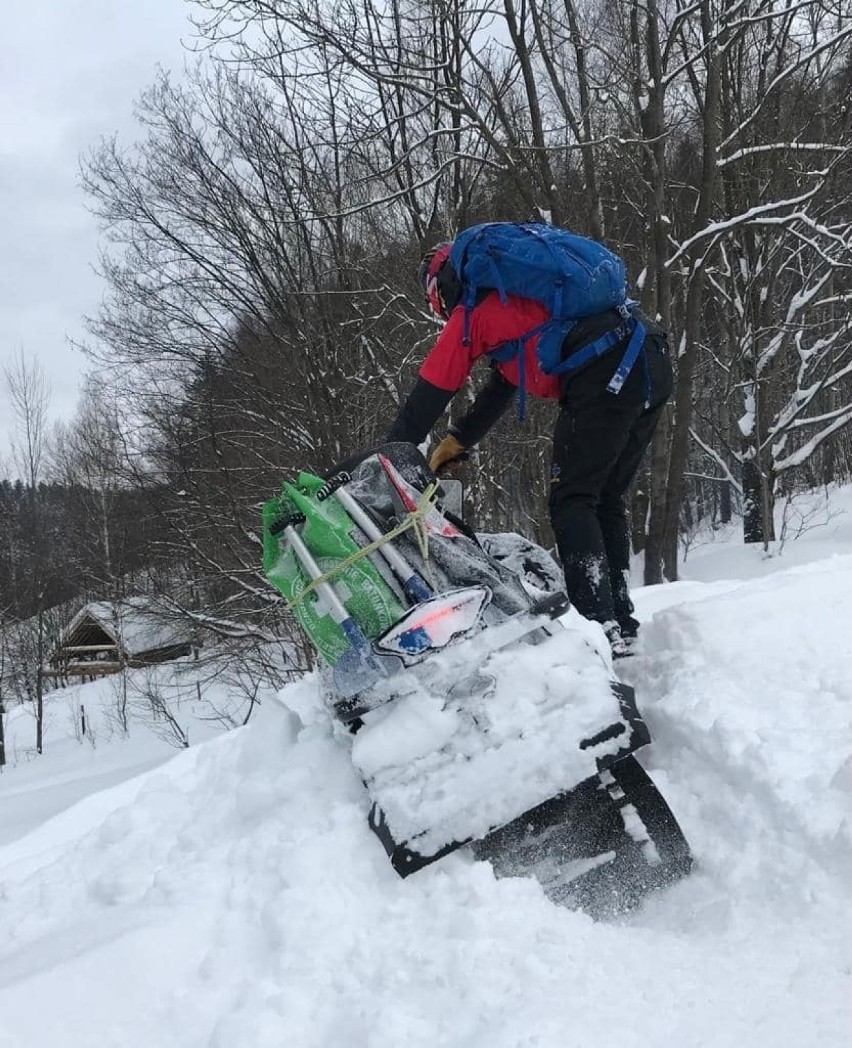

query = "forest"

[{"left": 2, "top": 0, "right": 851, "bottom": 756}]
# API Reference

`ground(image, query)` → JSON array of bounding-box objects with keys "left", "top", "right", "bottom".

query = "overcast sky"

[{"left": 1, "top": 0, "right": 194, "bottom": 463}]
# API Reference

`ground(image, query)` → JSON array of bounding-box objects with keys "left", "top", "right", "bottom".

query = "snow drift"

[{"left": 1, "top": 529, "right": 851, "bottom": 1046}]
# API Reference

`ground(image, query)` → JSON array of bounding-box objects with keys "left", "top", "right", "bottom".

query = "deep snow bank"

[
  {"left": 0, "top": 661, "right": 255, "bottom": 847},
  {"left": 627, "top": 555, "right": 852, "bottom": 877},
  {"left": 1, "top": 555, "right": 850, "bottom": 1046}
]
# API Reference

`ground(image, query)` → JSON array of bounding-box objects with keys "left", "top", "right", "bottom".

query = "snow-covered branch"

[{"left": 688, "top": 429, "right": 744, "bottom": 494}]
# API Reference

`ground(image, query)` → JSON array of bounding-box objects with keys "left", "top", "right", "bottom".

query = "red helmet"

[{"left": 418, "top": 242, "right": 453, "bottom": 318}]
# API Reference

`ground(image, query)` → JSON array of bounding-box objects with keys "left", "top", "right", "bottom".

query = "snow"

[
  {"left": 673, "top": 481, "right": 852, "bottom": 583},
  {"left": 60, "top": 596, "right": 192, "bottom": 657},
  {"left": 737, "top": 386, "right": 755, "bottom": 437},
  {"left": 625, "top": 561, "right": 852, "bottom": 874},
  {"left": 1, "top": 490, "right": 852, "bottom": 1046},
  {"left": 349, "top": 622, "right": 627, "bottom": 855},
  {"left": 0, "top": 664, "right": 243, "bottom": 846}
]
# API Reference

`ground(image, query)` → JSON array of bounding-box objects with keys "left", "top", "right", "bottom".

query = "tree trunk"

[
  {"left": 720, "top": 480, "right": 732, "bottom": 525},
  {"left": 760, "top": 467, "right": 776, "bottom": 546},
  {"left": 632, "top": 0, "right": 673, "bottom": 585},
  {"left": 36, "top": 607, "right": 44, "bottom": 755},
  {"left": 662, "top": 319, "right": 698, "bottom": 581},
  {"left": 644, "top": 405, "right": 671, "bottom": 583},
  {"left": 821, "top": 385, "right": 839, "bottom": 486},
  {"left": 630, "top": 473, "right": 649, "bottom": 554},
  {"left": 741, "top": 457, "right": 762, "bottom": 543},
  {"left": 661, "top": 0, "right": 722, "bottom": 580}
]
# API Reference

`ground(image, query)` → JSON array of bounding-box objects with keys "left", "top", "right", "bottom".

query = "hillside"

[{"left": 1, "top": 488, "right": 850, "bottom": 1047}]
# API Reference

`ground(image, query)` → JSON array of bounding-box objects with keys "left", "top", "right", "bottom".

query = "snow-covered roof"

[{"left": 59, "top": 598, "right": 192, "bottom": 657}]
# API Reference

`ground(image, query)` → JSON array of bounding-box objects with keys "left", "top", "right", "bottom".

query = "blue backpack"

[{"left": 448, "top": 222, "right": 647, "bottom": 416}]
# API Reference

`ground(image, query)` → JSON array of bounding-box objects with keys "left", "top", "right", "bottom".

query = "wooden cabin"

[{"left": 45, "top": 598, "right": 194, "bottom": 684}]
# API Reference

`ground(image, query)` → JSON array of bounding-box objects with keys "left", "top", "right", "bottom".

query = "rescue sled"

[{"left": 262, "top": 442, "right": 691, "bottom": 917}]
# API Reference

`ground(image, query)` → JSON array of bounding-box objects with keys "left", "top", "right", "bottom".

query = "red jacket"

[{"left": 419, "top": 292, "right": 562, "bottom": 400}]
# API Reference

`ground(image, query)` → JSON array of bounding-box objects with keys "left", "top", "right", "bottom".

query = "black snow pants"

[{"left": 548, "top": 317, "right": 673, "bottom": 631}]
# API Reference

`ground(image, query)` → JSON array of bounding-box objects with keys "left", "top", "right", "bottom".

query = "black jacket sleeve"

[
  {"left": 386, "top": 377, "right": 455, "bottom": 445},
  {"left": 449, "top": 367, "right": 517, "bottom": 448}
]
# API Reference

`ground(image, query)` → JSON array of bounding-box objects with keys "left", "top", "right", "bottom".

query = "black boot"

[
  {"left": 603, "top": 621, "right": 633, "bottom": 659},
  {"left": 618, "top": 614, "right": 640, "bottom": 640}
]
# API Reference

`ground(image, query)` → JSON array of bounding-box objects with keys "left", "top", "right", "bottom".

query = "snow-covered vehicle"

[{"left": 262, "top": 442, "right": 691, "bottom": 917}]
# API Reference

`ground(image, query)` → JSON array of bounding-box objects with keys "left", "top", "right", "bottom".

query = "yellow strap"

[{"left": 283, "top": 482, "right": 440, "bottom": 612}]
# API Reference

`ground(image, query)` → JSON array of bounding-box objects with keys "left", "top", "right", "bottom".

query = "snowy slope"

[
  {"left": 0, "top": 663, "right": 250, "bottom": 847},
  {"left": 1, "top": 502, "right": 851, "bottom": 1047}
]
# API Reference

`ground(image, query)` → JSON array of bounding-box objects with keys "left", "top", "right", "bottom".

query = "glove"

[{"left": 429, "top": 434, "right": 468, "bottom": 475}]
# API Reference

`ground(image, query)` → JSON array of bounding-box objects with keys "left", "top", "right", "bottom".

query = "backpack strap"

[
  {"left": 488, "top": 337, "right": 528, "bottom": 421},
  {"left": 549, "top": 322, "right": 631, "bottom": 375},
  {"left": 487, "top": 321, "right": 550, "bottom": 422},
  {"left": 605, "top": 318, "right": 647, "bottom": 396},
  {"left": 552, "top": 308, "right": 650, "bottom": 406},
  {"left": 519, "top": 224, "right": 565, "bottom": 317},
  {"left": 456, "top": 227, "right": 506, "bottom": 347},
  {"left": 456, "top": 223, "right": 568, "bottom": 347}
]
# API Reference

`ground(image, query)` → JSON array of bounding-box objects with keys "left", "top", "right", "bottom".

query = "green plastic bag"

[{"left": 262, "top": 471, "right": 404, "bottom": 665}]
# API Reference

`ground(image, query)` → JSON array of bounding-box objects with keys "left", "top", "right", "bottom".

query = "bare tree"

[
  {"left": 75, "top": 0, "right": 852, "bottom": 631},
  {"left": 5, "top": 348, "right": 50, "bottom": 490},
  {"left": 3, "top": 350, "right": 51, "bottom": 753},
  {"left": 0, "top": 613, "right": 9, "bottom": 768}
]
